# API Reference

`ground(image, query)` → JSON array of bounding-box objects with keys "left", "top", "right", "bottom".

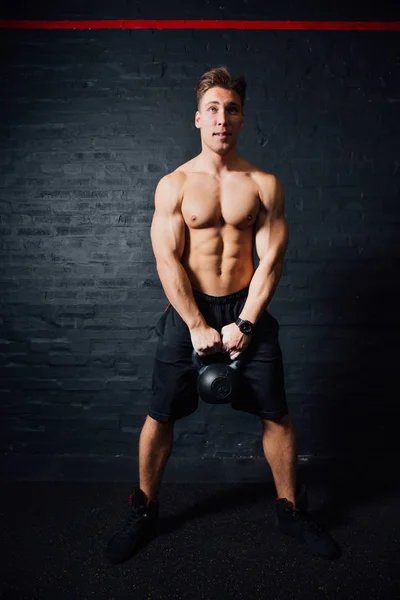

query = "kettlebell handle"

[
  {"left": 192, "top": 350, "right": 242, "bottom": 371},
  {"left": 192, "top": 349, "right": 204, "bottom": 372}
]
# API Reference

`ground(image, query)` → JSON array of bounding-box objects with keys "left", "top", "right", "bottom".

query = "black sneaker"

[
  {"left": 276, "top": 488, "right": 340, "bottom": 560},
  {"left": 105, "top": 487, "right": 159, "bottom": 564}
]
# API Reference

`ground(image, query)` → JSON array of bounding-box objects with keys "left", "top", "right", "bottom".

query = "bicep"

[
  {"left": 150, "top": 175, "right": 186, "bottom": 264},
  {"left": 255, "top": 176, "right": 289, "bottom": 266}
]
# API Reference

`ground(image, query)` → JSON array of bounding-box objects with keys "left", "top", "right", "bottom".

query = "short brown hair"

[{"left": 196, "top": 67, "right": 247, "bottom": 111}]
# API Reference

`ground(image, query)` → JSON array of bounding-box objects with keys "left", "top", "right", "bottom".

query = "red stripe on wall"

[{"left": 0, "top": 19, "right": 399, "bottom": 30}]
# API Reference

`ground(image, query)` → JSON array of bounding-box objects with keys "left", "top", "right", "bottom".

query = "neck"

[{"left": 197, "top": 144, "right": 239, "bottom": 176}]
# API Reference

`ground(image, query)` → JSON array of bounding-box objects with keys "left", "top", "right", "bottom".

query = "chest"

[{"left": 181, "top": 175, "right": 261, "bottom": 229}]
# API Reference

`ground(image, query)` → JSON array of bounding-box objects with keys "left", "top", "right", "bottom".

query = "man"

[{"left": 105, "top": 67, "right": 340, "bottom": 564}]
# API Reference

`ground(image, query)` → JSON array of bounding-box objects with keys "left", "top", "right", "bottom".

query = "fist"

[
  {"left": 190, "top": 325, "right": 222, "bottom": 357},
  {"left": 220, "top": 322, "right": 251, "bottom": 360}
]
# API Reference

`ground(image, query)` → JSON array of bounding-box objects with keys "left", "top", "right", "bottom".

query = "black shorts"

[{"left": 150, "top": 286, "right": 289, "bottom": 423}]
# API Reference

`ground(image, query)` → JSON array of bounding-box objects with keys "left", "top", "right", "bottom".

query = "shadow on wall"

[{"left": 305, "top": 249, "right": 400, "bottom": 463}]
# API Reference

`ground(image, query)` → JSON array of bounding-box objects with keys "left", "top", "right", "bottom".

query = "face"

[{"left": 195, "top": 86, "right": 244, "bottom": 155}]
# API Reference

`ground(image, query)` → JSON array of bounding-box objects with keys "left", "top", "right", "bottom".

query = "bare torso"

[{"left": 176, "top": 157, "right": 269, "bottom": 296}]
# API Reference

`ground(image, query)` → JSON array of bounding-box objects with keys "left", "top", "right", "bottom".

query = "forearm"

[
  {"left": 156, "top": 259, "right": 206, "bottom": 330},
  {"left": 239, "top": 259, "right": 283, "bottom": 324}
]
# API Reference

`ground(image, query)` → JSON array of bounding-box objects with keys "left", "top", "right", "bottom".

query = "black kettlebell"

[{"left": 192, "top": 350, "right": 242, "bottom": 404}]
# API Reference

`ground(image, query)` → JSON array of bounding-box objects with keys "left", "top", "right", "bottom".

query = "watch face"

[{"left": 242, "top": 321, "right": 252, "bottom": 334}]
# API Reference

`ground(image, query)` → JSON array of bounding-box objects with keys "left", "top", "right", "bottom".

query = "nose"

[{"left": 218, "top": 111, "right": 229, "bottom": 126}]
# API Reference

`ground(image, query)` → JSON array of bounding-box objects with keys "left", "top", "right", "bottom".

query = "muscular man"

[{"left": 105, "top": 67, "right": 340, "bottom": 563}]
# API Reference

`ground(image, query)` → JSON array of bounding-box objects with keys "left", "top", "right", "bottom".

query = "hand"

[
  {"left": 221, "top": 322, "right": 252, "bottom": 360},
  {"left": 190, "top": 325, "right": 222, "bottom": 357}
]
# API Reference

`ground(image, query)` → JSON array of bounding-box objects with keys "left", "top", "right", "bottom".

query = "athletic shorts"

[{"left": 150, "top": 286, "right": 289, "bottom": 423}]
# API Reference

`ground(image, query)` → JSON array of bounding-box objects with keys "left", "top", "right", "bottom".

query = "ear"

[{"left": 195, "top": 110, "right": 201, "bottom": 129}]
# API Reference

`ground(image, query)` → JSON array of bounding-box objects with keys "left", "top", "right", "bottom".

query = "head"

[{"left": 195, "top": 67, "right": 247, "bottom": 155}]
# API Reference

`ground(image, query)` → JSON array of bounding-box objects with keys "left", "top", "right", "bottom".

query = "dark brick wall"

[{"left": 1, "top": 3, "right": 399, "bottom": 473}]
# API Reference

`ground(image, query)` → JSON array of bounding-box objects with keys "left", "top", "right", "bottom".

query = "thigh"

[
  {"left": 150, "top": 306, "right": 198, "bottom": 422},
  {"left": 232, "top": 311, "right": 289, "bottom": 421}
]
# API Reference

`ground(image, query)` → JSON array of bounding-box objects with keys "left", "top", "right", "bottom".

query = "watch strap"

[{"left": 235, "top": 318, "right": 254, "bottom": 335}]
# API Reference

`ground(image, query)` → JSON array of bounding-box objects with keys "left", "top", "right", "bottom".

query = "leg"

[
  {"left": 139, "top": 414, "right": 174, "bottom": 506},
  {"left": 232, "top": 310, "right": 296, "bottom": 501},
  {"left": 261, "top": 414, "right": 298, "bottom": 507},
  {"left": 145, "top": 304, "right": 199, "bottom": 507}
]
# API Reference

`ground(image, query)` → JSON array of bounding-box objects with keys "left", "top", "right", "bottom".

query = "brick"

[{"left": 1, "top": 22, "right": 399, "bottom": 465}]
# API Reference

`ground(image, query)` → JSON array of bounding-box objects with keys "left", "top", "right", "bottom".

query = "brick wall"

[{"left": 1, "top": 4, "right": 399, "bottom": 474}]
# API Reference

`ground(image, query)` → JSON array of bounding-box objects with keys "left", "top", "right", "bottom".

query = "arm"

[
  {"left": 238, "top": 174, "right": 289, "bottom": 324},
  {"left": 150, "top": 173, "right": 207, "bottom": 330}
]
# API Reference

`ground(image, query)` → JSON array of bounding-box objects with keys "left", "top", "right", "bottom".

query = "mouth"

[{"left": 214, "top": 133, "right": 231, "bottom": 139}]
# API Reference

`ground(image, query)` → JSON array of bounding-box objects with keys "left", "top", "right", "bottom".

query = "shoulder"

[
  {"left": 155, "top": 157, "right": 200, "bottom": 192},
  {"left": 174, "top": 156, "right": 198, "bottom": 174},
  {"left": 246, "top": 166, "right": 284, "bottom": 211},
  {"left": 155, "top": 170, "right": 187, "bottom": 204},
  {"left": 156, "top": 169, "right": 187, "bottom": 190},
  {"left": 237, "top": 159, "right": 282, "bottom": 191}
]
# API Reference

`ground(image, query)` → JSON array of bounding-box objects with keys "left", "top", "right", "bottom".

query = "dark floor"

[{"left": 1, "top": 459, "right": 399, "bottom": 600}]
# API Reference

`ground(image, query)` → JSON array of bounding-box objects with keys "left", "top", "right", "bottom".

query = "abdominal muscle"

[{"left": 181, "top": 224, "right": 255, "bottom": 296}]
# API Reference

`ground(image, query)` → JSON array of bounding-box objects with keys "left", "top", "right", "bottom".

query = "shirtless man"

[{"left": 105, "top": 67, "right": 340, "bottom": 563}]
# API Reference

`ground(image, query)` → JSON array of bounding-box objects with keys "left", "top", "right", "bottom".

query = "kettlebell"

[{"left": 192, "top": 350, "right": 242, "bottom": 404}]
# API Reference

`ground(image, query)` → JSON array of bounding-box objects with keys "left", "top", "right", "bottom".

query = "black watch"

[{"left": 235, "top": 318, "right": 254, "bottom": 336}]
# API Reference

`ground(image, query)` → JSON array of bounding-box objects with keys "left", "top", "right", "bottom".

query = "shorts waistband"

[{"left": 192, "top": 286, "right": 249, "bottom": 305}]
